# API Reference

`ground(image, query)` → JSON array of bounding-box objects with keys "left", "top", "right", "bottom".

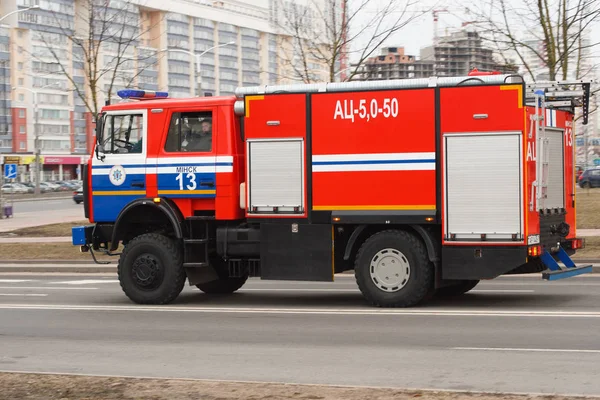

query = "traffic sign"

[
  {"left": 4, "top": 164, "right": 17, "bottom": 180},
  {"left": 594, "top": 159, "right": 600, "bottom": 166}
]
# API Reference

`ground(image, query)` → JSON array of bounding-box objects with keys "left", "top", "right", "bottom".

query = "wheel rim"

[
  {"left": 131, "top": 253, "right": 163, "bottom": 290},
  {"left": 369, "top": 248, "right": 410, "bottom": 292}
]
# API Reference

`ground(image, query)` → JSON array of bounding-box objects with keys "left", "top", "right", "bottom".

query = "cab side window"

[
  {"left": 101, "top": 114, "right": 144, "bottom": 154},
  {"left": 164, "top": 111, "right": 212, "bottom": 153}
]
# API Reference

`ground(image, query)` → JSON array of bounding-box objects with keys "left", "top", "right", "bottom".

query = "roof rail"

[{"left": 525, "top": 79, "right": 596, "bottom": 124}]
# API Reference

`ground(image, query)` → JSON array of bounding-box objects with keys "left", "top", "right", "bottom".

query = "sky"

[{"left": 351, "top": 0, "right": 600, "bottom": 76}]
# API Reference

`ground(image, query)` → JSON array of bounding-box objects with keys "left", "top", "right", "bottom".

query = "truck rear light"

[
  {"left": 528, "top": 245, "right": 542, "bottom": 257},
  {"left": 572, "top": 239, "right": 584, "bottom": 249}
]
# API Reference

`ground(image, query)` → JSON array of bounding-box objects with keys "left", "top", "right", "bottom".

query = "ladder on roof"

[{"left": 525, "top": 79, "right": 595, "bottom": 211}]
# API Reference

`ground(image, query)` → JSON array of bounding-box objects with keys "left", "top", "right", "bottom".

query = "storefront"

[{"left": 1, "top": 154, "right": 84, "bottom": 183}]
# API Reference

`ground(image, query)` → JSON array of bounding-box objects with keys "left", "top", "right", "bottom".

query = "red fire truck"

[{"left": 72, "top": 72, "right": 593, "bottom": 307}]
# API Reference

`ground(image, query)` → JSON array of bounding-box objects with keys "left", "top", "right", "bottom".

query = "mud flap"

[{"left": 540, "top": 246, "right": 593, "bottom": 281}]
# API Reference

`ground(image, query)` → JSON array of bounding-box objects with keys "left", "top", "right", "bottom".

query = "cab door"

[
  {"left": 91, "top": 110, "right": 148, "bottom": 222},
  {"left": 155, "top": 108, "right": 217, "bottom": 200}
]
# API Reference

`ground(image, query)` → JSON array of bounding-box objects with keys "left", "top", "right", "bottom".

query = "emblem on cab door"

[{"left": 109, "top": 165, "right": 126, "bottom": 186}]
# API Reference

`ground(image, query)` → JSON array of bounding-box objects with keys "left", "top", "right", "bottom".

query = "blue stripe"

[{"left": 313, "top": 159, "right": 436, "bottom": 166}]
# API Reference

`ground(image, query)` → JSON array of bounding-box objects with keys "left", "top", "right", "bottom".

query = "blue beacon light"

[{"left": 117, "top": 89, "right": 169, "bottom": 99}]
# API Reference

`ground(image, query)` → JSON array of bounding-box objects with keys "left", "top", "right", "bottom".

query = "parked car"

[
  {"left": 1, "top": 183, "right": 29, "bottom": 194},
  {"left": 579, "top": 167, "right": 600, "bottom": 188},
  {"left": 73, "top": 188, "right": 84, "bottom": 204}
]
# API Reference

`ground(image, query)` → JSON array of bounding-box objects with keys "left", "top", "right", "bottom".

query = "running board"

[{"left": 540, "top": 247, "right": 593, "bottom": 281}]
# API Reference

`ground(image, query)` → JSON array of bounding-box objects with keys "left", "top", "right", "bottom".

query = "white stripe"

[
  {"left": 313, "top": 162, "right": 436, "bottom": 172},
  {"left": 313, "top": 152, "right": 435, "bottom": 162},
  {"left": 0, "top": 293, "right": 48, "bottom": 297},
  {"left": 92, "top": 167, "right": 146, "bottom": 176},
  {"left": 454, "top": 347, "right": 600, "bottom": 354},
  {"left": 156, "top": 166, "right": 216, "bottom": 174},
  {"left": 0, "top": 279, "right": 34, "bottom": 283},
  {"left": 146, "top": 156, "right": 233, "bottom": 164}
]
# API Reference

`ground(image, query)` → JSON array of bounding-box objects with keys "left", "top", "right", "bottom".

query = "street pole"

[
  {"left": 34, "top": 91, "right": 40, "bottom": 195},
  {"left": 195, "top": 54, "right": 202, "bottom": 97}
]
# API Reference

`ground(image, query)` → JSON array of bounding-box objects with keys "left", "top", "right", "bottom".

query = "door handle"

[
  {"left": 131, "top": 181, "right": 145, "bottom": 188},
  {"left": 200, "top": 181, "right": 214, "bottom": 188}
]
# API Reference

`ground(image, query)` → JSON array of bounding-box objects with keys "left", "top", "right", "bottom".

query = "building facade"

[
  {"left": 352, "top": 46, "right": 435, "bottom": 81},
  {"left": 0, "top": 0, "right": 337, "bottom": 182},
  {"left": 352, "top": 28, "right": 517, "bottom": 84},
  {"left": 420, "top": 28, "right": 518, "bottom": 77}
]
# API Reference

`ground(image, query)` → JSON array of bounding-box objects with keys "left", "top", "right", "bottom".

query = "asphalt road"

[
  {"left": 1, "top": 273, "right": 600, "bottom": 395},
  {"left": 12, "top": 197, "right": 78, "bottom": 213}
]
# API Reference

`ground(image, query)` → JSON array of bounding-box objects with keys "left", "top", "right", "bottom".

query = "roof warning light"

[{"left": 117, "top": 89, "right": 169, "bottom": 100}]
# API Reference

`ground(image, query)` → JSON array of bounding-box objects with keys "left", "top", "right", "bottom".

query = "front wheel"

[
  {"left": 118, "top": 233, "right": 186, "bottom": 304},
  {"left": 354, "top": 230, "right": 434, "bottom": 308}
]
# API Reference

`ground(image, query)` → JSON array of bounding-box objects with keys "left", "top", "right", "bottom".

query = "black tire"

[
  {"left": 354, "top": 230, "right": 434, "bottom": 308},
  {"left": 435, "top": 280, "right": 480, "bottom": 297},
  {"left": 195, "top": 275, "right": 248, "bottom": 294},
  {"left": 118, "top": 233, "right": 186, "bottom": 304}
]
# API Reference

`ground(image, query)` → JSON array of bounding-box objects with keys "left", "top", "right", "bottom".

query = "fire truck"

[{"left": 72, "top": 71, "right": 593, "bottom": 307}]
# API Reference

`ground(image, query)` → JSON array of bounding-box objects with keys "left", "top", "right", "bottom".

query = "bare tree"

[
  {"left": 273, "top": 0, "right": 430, "bottom": 83},
  {"left": 461, "top": 0, "right": 599, "bottom": 82},
  {"left": 30, "top": 0, "right": 162, "bottom": 119}
]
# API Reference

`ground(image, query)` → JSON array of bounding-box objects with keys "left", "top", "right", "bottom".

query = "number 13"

[{"left": 176, "top": 172, "right": 197, "bottom": 190}]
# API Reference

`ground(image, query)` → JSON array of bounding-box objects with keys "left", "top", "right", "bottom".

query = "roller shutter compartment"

[
  {"left": 543, "top": 128, "right": 565, "bottom": 210},
  {"left": 444, "top": 132, "right": 523, "bottom": 241},
  {"left": 247, "top": 139, "right": 304, "bottom": 214}
]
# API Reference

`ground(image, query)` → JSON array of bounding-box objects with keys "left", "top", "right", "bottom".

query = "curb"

[
  {"left": 0, "top": 265, "right": 116, "bottom": 273},
  {"left": 7, "top": 195, "right": 72, "bottom": 203}
]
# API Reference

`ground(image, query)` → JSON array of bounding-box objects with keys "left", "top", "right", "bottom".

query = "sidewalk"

[{"left": 0, "top": 210, "right": 85, "bottom": 233}]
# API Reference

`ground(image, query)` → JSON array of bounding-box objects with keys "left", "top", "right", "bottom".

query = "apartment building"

[
  {"left": 352, "top": 28, "right": 517, "bottom": 84},
  {"left": 0, "top": 0, "right": 336, "bottom": 182},
  {"left": 420, "top": 29, "right": 518, "bottom": 77},
  {"left": 352, "top": 47, "right": 435, "bottom": 81}
]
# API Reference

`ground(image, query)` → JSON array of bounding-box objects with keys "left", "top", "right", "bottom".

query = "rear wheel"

[
  {"left": 118, "top": 233, "right": 185, "bottom": 304},
  {"left": 195, "top": 275, "right": 248, "bottom": 294},
  {"left": 435, "top": 280, "right": 479, "bottom": 297},
  {"left": 195, "top": 255, "right": 249, "bottom": 294},
  {"left": 354, "top": 230, "right": 434, "bottom": 307}
]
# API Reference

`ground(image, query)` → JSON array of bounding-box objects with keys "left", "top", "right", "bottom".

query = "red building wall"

[{"left": 11, "top": 107, "right": 27, "bottom": 153}]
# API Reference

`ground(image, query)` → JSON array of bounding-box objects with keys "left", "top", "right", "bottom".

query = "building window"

[
  {"left": 19, "top": 109, "right": 25, "bottom": 118},
  {"left": 19, "top": 94, "right": 24, "bottom": 102},
  {"left": 20, "top": 142, "right": 26, "bottom": 150},
  {"left": 19, "top": 125, "right": 25, "bottom": 133},
  {"left": 18, "top": 62, "right": 23, "bottom": 70},
  {"left": 18, "top": 78, "right": 24, "bottom": 86}
]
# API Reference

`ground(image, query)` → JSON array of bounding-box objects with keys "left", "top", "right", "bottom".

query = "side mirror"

[{"left": 95, "top": 143, "right": 106, "bottom": 161}]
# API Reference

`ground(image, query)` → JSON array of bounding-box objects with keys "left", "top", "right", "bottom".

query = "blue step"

[{"left": 540, "top": 246, "right": 593, "bottom": 281}]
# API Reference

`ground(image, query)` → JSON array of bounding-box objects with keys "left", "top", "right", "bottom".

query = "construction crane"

[{"left": 433, "top": 9, "right": 449, "bottom": 44}]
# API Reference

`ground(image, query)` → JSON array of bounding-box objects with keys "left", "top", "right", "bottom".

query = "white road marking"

[
  {"left": 1, "top": 304, "right": 600, "bottom": 318},
  {"left": 470, "top": 290, "right": 534, "bottom": 293},
  {"left": 0, "top": 279, "right": 34, "bottom": 283},
  {"left": 50, "top": 280, "right": 119, "bottom": 285},
  {"left": 240, "top": 288, "right": 534, "bottom": 294},
  {"left": 0, "top": 287, "right": 97, "bottom": 290},
  {"left": 0, "top": 294, "right": 48, "bottom": 297},
  {"left": 454, "top": 347, "right": 600, "bottom": 354}
]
